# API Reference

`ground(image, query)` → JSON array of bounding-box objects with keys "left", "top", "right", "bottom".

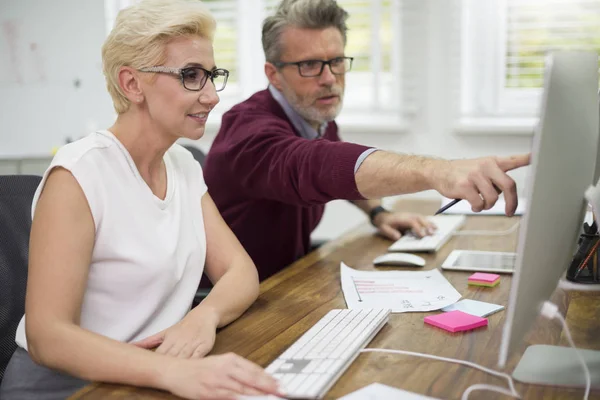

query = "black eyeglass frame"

[
  {"left": 138, "top": 66, "right": 229, "bottom": 92},
  {"left": 273, "top": 57, "right": 354, "bottom": 77}
]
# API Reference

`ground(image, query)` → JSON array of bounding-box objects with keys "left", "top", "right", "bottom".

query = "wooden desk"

[{"left": 71, "top": 199, "right": 600, "bottom": 399}]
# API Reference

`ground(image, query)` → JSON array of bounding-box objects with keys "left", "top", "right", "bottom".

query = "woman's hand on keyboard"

[
  {"left": 160, "top": 352, "right": 282, "bottom": 400},
  {"left": 373, "top": 211, "right": 436, "bottom": 241}
]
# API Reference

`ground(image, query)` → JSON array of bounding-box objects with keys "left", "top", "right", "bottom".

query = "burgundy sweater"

[{"left": 204, "top": 89, "right": 371, "bottom": 281}]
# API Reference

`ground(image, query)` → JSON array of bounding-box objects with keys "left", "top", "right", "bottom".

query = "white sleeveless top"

[{"left": 16, "top": 130, "right": 208, "bottom": 349}]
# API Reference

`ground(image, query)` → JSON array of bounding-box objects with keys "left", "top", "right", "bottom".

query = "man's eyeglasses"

[
  {"left": 138, "top": 66, "right": 229, "bottom": 92},
  {"left": 274, "top": 57, "right": 353, "bottom": 77}
]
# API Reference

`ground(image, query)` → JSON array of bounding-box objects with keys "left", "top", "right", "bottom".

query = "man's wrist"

[
  {"left": 369, "top": 205, "right": 390, "bottom": 226},
  {"left": 423, "top": 158, "right": 449, "bottom": 191}
]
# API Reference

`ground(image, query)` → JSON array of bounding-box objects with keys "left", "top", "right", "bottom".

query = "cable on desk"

[
  {"left": 557, "top": 277, "right": 600, "bottom": 292},
  {"left": 461, "top": 383, "right": 519, "bottom": 399},
  {"left": 452, "top": 221, "right": 520, "bottom": 236},
  {"left": 359, "top": 348, "right": 521, "bottom": 400},
  {"left": 361, "top": 303, "right": 591, "bottom": 400},
  {"left": 540, "top": 301, "right": 591, "bottom": 400}
]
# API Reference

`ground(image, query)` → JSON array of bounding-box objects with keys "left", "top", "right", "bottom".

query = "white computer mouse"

[{"left": 372, "top": 253, "right": 426, "bottom": 267}]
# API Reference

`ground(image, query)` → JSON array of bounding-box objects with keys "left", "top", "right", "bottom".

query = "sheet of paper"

[
  {"left": 439, "top": 196, "right": 526, "bottom": 216},
  {"left": 441, "top": 299, "right": 505, "bottom": 317},
  {"left": 341, "top": 263, "right": 461, "bottom": 312},
  {"left": 339, "top": 383, "right": 439, "bottom": 399}
]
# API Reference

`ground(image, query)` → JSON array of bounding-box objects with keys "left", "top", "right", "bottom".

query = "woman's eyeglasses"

[{"left": 138, "top": 66, "right": 229, "bottom": 92}]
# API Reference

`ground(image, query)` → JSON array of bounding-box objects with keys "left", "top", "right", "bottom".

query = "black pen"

[
  {"left": 435, "top": 185, "right": 503, "bottom": 215},
  {"left": 434, "top": 198, "right": 461, "bottom": 215}
]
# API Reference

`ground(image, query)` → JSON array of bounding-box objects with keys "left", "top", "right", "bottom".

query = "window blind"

[
  {"left": 506, "top": 0, "right": 600, "bottom": 88},
  {"left": 203, "top": 0, "right": 239, "bottom": 83}
]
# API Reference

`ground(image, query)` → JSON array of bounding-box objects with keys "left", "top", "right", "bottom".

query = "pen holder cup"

[{"left": 566, "top": 228, "right": 600, "bottom": 284}]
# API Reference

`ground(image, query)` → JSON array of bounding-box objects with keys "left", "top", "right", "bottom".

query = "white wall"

[
  {"left": 0, "top": 0, "right": 115, "bottom": 158},
  {"left": 0, "top": 0, "right": 534, "bottom": 242}
]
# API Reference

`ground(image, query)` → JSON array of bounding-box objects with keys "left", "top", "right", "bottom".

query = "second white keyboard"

[
  {"left": 265, "top": 308, "right": 390, "bottom": 399},
  {"left": 388, "top": 215, "right": 466, "bottom": 252}
]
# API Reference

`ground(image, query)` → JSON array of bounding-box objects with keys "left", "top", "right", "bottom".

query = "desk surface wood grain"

[{"left": 71, "top": 199, "right": 600, "bottom": 400}]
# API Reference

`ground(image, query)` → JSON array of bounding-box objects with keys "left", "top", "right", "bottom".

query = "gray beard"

[{"left": 280, "top": 84, "right": 344, "bottom": 126}]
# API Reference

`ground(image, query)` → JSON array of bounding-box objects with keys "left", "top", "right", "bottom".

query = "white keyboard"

[
  {"left": 388, "top": 215, "right": 466, "bottom": 252},
  {"left": 265, "top": 308, "right": 390, "bottom": 399}
]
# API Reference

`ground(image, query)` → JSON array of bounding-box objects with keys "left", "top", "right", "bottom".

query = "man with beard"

[{"left": 203, "top": 0, "right": 529, "bottom": 282}]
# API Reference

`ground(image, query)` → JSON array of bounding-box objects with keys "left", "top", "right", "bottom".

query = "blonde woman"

[{"left": 0, "top": 1, "right": 280, "bottom": 399}]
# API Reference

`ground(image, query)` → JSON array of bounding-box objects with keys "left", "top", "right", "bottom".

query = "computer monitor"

[
  {"left": 594, "top": 89, "right": 600, "bottom": 185},
  {"left": 498, "top": 51, "right": 600, "bottom": 385}
]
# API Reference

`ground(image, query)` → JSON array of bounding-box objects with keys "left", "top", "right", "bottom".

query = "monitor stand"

[{"left": 513, "top": 345, "right": 600, "bottom": 389}]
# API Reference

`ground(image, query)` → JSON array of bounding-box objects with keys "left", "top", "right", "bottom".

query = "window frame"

[{"left": 460, "top": 0, "right": 541, "bottom": 122}]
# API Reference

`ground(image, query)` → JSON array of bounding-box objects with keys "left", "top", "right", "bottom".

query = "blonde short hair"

[{"left": 102, "top": 0, "right": 216, "bottom": 114}]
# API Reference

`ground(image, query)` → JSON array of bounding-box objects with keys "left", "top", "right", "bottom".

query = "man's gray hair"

[{"left": 262, "top": 0, "right": 349, "bottom": 63}]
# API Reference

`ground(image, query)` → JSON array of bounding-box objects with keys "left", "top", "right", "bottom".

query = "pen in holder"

[{"left": 566, "top": 220, "right": 600, "bottom": 284}]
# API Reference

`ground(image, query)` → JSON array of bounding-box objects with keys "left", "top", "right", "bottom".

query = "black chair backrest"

[
  {"left": 183, "top": 145, "right": 210, "bottom": 300},
  {"left": 0, "top": 175, "right": 41, "bottom": 383},
  {"left": 182, "top": 145, "right": 206, "bottom": 167}
]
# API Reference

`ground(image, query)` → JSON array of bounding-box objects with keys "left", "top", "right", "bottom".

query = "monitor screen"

[{"left": 498, "top": 51, "right": 600, "bottom": 368}]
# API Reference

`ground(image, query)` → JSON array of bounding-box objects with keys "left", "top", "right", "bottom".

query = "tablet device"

[{"left": 441, "top": 250, "right": 516, "bottom": 274}]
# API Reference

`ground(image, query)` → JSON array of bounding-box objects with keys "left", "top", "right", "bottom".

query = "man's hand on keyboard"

[
  {"left": 373, "top": 211, "right": 437, "bottom": 241},
  {"left": 433, "top": 153, "right": 530, "bottom": 216}
]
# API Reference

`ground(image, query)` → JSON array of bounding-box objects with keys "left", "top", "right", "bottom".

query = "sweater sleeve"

[{"left": 219, "top": 110, "right": 371, "bottom": 206}]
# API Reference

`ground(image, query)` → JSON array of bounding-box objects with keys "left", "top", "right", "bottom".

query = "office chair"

[
  {"left": 182, "top": 145, "right": 206, "bottom": 168},
  {"left": 181, "top": 145, "right": 211, "bottom": 303},
  {"left": 0, "top": 175, "right": 42, "bottom": 384}
]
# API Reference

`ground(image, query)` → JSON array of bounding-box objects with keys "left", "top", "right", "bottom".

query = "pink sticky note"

[
  {"left": 468, "top": 272, "right": 500, "bottom": 283},
  {"left": 424, "top": 310, "right": 488, "bottom": 333}
]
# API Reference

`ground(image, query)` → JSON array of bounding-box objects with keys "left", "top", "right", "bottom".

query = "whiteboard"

[{"left": 0, "top": 0, "right": 116, "bottom": 158}]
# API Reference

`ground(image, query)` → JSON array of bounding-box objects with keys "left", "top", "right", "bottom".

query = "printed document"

[
  {"left": 341, "top": 263, "right": 461, "bottom": 312},
  {"left": 339, "top": 383, "right": 439, "bottom": 400}
]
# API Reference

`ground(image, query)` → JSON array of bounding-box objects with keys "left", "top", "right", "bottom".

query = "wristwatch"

[{"left": 369, "top": 205, "right": 390, "bottom": 226}]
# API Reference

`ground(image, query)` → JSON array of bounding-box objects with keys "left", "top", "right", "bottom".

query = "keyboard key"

[
  {"left": 264, "top": 308, "right": 390, "bottom": 399},
  {"left": 388, "top": 215, "right": 466, "bottom": 252}
]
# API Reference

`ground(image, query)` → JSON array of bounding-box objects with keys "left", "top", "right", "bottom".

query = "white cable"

[
  {"left": 540, "top": 301, "right": 591, "bottom": 400},
  {"left": 452, "top": 221, "right": 520, "bottom": 236},
  {"left": 461, "top": 383, "right": 519, "bottom": 400},
  {"left": 360, "top": 348, "right": 520, "bottom": 399}
]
